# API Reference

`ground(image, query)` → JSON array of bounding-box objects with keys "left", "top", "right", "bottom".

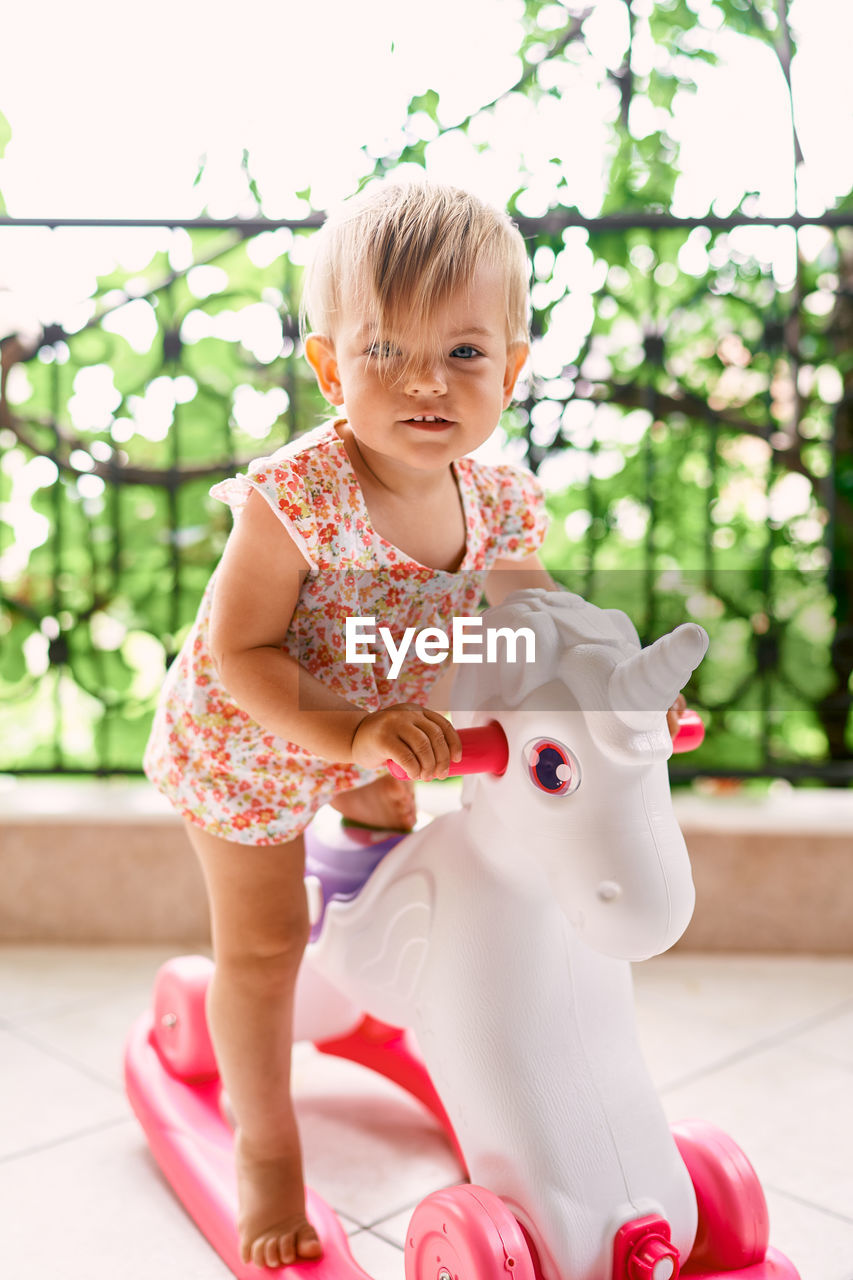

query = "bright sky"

[
  {"left": 0, "top": 0, "right": 849, "bottom": 367},
  {"left": 0, "top": 0, "right": 851, "bottom": 398},
  {"left": 0, "top": 0, "right": 845, "bottom": 394},
  {"left": 0, "top": 0, "right": 850, "bottom": 223},
  {"left": 0, "top": 0, "right": 847, "bottom": 363}
]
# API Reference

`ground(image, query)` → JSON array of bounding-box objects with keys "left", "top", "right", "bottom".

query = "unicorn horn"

[{"left": 609, "top": 623, "right": 709, "bottom": 725}]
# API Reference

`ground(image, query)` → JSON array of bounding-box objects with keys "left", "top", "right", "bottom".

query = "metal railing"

[{"left": 1, "top": 207, "right": 851, "bottom": 783}]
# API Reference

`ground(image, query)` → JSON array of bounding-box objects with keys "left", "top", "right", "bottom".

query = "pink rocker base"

[{"left": 124, "top": 957, "right": 800, "bottom": 1280}]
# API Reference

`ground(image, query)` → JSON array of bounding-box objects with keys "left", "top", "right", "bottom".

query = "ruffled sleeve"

[
  {"left": 475, "top": 462, "right": 549, "bottom": 561},
  {"left": 210, "top": 453, "right": 319, "bottom": 571}
]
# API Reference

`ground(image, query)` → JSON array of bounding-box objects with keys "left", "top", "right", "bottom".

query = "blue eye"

[
  {"left": 525, "top": 739, "right": 580, "bottom": 796},
  {"left": 452, "top": 345, "right": 480, "bottom": 359}
]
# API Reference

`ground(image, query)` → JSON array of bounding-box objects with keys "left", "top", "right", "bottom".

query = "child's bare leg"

[
  {"left": 186, "top": 821, "right": 322, "bottom": 1269},
  {"left": 331, "top": 773, "right": 416, "bottom": 830}
]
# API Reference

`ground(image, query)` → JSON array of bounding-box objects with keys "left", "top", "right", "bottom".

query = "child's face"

[{"left": 305, "top": 265, "right": 528, "bottom": 474}]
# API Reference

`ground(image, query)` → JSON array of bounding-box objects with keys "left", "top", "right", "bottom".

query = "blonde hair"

[{"left": 299, "top": 180, "right": 530, "bottom": 382}]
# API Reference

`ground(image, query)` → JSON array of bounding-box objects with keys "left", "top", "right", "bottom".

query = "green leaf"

[
  {"left": 407, "top": 89, "right": 441, "bottom": 122},
  {"left": 647, "top": 70, "right": 679, "bottom": 112},
  {"left": 0, "top": 618, "right": 31, "bottom": 684}
]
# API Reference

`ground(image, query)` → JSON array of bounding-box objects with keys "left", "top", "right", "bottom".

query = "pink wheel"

[
  {"left": 672, "top": 1119, "right": 769, "bottom": 1270},
  {"left": 152, "top": 955, "right": 218, "bottom": 1082},
  {"left": 405, "top": 1184, "right": 537, "bottom": 1280}
]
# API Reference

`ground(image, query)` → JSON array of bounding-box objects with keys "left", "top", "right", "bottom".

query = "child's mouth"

[{"left": 406, "top": 415, "right": 452, "bottom": 429}]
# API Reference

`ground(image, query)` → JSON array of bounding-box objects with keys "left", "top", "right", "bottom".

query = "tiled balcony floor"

[{"left": 2, "top": 945, "right": 852, "bottom": 1279}]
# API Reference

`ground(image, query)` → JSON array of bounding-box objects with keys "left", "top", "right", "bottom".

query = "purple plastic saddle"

[{"left": 304, "top": 808, "right": 413, "bottom": 940}]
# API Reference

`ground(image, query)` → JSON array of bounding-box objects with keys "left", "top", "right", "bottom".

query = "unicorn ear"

[
  {"left": 452, "top": 596, "right": 561, "bottom": 714},
  {"left": 485, "top": 604, "right": 561, "bottom": 707}
]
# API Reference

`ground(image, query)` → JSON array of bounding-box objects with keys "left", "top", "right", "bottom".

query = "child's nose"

[{"left": 405, "top": 360, "right": 447, "bottom": 395}]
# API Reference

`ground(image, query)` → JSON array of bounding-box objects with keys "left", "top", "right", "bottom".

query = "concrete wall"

[{"left": 1, "top": 780, "right": 851, "bottom": 951}]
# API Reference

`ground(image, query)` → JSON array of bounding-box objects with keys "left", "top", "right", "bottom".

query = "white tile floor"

[{"left": 2, "top": 945, "right": 852, "bottom": 1280}]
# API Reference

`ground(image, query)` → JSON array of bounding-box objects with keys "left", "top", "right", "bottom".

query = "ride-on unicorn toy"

[{"left": 125, "top": 590, "right": 800, "bottom": 1280}]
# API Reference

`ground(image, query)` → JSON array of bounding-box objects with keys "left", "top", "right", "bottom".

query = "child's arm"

[
  {"left": 208, "top": 490, "right": 461, "bottom": 780},
  {"left": 484, "top": 552, "right": 556, "bottom": 606}
]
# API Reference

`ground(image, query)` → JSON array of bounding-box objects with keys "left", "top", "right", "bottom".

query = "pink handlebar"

[
  {"left": 387, "top": 710, "right": 704, "bottom": 779},
  {"left": 672, "top": 708, "right": 705, "bottom": 754},
  {"left": 387, "top": 721, "right": 509, "bottom": 781}
]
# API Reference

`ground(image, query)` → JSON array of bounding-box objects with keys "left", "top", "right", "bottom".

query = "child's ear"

[
  {"left": 304, "top": 334, "right": 344, "bottom": 406},
  {"left": 502, "top": 342, "right": 529, "bottom": 407}
]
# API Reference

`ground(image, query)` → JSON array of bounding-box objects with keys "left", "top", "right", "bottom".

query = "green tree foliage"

[{"left": 0, "top": 0, "right": 850, "bottom": 779}]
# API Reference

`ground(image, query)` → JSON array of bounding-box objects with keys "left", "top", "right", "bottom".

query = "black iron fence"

[{"left": 1, "top": 208, "right": 851, "bottom": 783}]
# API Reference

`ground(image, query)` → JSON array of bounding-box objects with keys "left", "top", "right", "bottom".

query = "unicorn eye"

[{"left": 524, "top": 738, "right": 581, "bottom": 796}]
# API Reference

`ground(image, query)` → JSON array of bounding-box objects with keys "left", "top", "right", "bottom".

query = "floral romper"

[{"left": 143, "top": 420, "right": 548, "bottom": 845}]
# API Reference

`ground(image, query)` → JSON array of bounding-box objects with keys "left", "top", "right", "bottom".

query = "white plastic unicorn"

[{"left": 294, "top": 588, "right": 709, "bottom": 1280}]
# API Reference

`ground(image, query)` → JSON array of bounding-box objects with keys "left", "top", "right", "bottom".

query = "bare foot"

[
  {"left": 235, "top": 1129, "right": 323, "bottom": 1268},
  {"left": 331, "top": 774, "right": 416, "bottom": 831}
]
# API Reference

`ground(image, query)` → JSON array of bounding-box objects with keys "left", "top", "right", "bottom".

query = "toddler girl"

[{"left": 143, "top": 180, "right": 553, "bottom": 1267}]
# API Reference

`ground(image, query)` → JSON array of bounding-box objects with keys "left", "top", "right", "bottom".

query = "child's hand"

[
  {"left": 351, "top": 705, "right": 463, "bottom": 781},
  {"left": 667, "top": 692, "right": 687, "bottom": 739}
]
